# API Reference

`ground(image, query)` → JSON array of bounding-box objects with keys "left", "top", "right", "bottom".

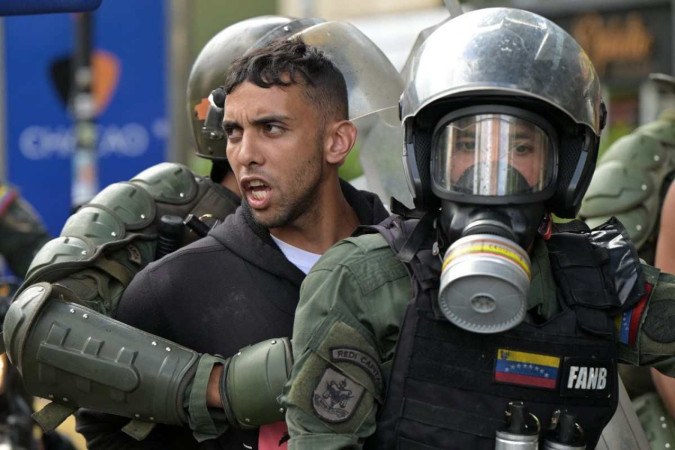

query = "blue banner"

[
  {"left": 0, "top": 0, "right": 102, "bottom": 16},
  {"left": 3, "top": 0, "right": 167, "bottom": 235}
]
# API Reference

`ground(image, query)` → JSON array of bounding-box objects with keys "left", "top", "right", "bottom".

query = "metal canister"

[
  {"left": 543, "top": 410, "right": 586, "bottom": 450},
  {"left": 495, "top": 401, "right": 540, "bottom": 450}
]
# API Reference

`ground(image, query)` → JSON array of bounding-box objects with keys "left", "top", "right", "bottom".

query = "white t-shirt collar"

[{"left": 271, "top": 235, "right": 322, "bottom": 275}]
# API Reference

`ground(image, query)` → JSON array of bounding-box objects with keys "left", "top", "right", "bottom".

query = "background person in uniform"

[
  {"left": 580, "top": 73, "right": 675, "bottom": 267},
  {"left": 579, "top": 73, "right": 675, "bottom": 447},
  {"left": 0, "top": 182, "right": 51, "bottom": 278},
  {"left": 283, "top": 8, "right": 675, "bottom": 449}
]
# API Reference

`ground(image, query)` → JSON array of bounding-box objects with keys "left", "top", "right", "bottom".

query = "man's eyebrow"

[
  {"left": 223, "top": 115, "right": 291, "bottom": 128},
  {"left": 252, "top": 114, "right": 290, "bottom": 126}
]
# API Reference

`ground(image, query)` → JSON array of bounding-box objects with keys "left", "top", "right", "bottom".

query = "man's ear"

[{"left": 325, "top": 120, "right": 358, "bottom": 165}]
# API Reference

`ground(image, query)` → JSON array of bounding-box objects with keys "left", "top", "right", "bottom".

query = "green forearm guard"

[{"left": 4, "top": 283, "right": 198, "bottom": 426}]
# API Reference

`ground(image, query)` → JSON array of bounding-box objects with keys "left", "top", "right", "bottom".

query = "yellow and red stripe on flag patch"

[{"left": 494, "top": 348, "right": 560, "bottom": 390}]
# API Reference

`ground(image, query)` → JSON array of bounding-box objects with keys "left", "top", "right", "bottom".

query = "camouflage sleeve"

[
  {"left": 616, "top": 263, "right": 675, "bottom": 375},
  {"left": 0, "top": 187, "right": 50, "bottom": 277},
  {"left": 283, "top": 235, "right": 409, "bottom": 450}
]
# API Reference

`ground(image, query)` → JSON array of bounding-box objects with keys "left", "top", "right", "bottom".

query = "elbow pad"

[
  {"left": 221, "top": 338, "right": 293, "bottom": 429},
  {"left": 579, "top": 132, "right": 675, "bottom": 248}
]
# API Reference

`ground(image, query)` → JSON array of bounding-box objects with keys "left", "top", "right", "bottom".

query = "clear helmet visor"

[
  {"left": 293, "top": 22, "right": 413, "bottom": 207},
  {"left": 431, "top": 114, "right": 554, "bottom": 198}
]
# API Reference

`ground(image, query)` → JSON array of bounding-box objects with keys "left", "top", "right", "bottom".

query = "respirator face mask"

[{"left": 429, "top": 108, "right": 557, "bottom": 333}]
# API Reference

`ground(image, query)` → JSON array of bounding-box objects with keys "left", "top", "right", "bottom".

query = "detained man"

[{"left": 80, "top": 38, "right": 390, "bottom": 449}]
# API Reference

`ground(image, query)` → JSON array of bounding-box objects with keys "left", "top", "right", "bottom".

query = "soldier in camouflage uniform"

[
  {"left": 283, "top": 9, "right": 675, "bottom": 449},
  {"left": 579, "top": 74, "right": 675, "bottom": 448}
]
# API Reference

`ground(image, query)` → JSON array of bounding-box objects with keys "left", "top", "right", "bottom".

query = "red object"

[
  {"left": 494, "top": 371, "right": 557, "bottom": 390},
  {"left": 258, "top": 421, "right": 289, "bottom": 450},
  {"left": 628, "top": 283, "right": 652, "bottom": 347}
]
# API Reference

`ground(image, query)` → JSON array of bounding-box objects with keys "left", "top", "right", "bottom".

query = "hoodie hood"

[{"left": 208, "top": 179, "right": 389, "bottom": 285}]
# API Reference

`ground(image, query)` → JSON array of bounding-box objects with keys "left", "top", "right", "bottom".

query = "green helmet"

[{"left": 186, "top": 16, "right": 325, "bottom": 160}]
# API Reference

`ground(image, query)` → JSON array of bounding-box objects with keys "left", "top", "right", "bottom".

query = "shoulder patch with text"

[{"left": 330, "top": 347, "right": 383, "bottom": 386}]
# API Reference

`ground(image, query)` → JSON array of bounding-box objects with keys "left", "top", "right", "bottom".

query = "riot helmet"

[
  {"left": 187, "top": 16, "right": 324, "bottom": 161},
  {"left": 398, "top": 8, "right": 606, "bottom": 334},
  {"left": 187, "top": 17, "right": 404, "bottom": 204},
  {"left": 400, "top": 7, "right": 606, "bottom": 219}
]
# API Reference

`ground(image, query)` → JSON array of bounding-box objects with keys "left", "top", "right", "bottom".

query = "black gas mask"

[{"left": 430, "top": 107, "right": 558, "bottom": 333}]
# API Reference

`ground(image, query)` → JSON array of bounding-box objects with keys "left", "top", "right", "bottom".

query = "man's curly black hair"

[{"left": 223, "top": 38, "right": 349, "bottom": 124}]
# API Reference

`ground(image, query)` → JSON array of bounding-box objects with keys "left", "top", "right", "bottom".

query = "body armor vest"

[{"left": 363, "top": 216, "right": 644, "bottom": 450}]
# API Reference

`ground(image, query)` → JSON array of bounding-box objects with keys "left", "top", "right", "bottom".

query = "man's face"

[
  {"left": 224, "top": 81, "right": 326, "bottom": 228},
  {"left": 434, "top": 114, "right": 552, "bottom": 196}
]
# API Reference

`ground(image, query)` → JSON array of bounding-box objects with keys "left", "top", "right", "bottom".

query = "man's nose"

[{"left": 235, "top": 131, "right": 263, "bottom": 167}]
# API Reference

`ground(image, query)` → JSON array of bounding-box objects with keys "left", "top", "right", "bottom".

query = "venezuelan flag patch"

[
  {"left": 494, "top": 348, "right": 560, "bottom": 390},
  {"left": 615, "top": 283, "right": 652, "bottom": 347}
]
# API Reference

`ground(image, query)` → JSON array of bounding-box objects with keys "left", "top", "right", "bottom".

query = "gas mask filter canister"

[{"left": 438, "top": 233, "right": 531, "bottom": 333}]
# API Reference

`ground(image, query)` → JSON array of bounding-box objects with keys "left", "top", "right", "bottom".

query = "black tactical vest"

[{"left": 363, "top": 216, "right": 644, "bottom": 450}]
